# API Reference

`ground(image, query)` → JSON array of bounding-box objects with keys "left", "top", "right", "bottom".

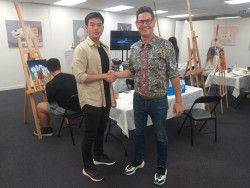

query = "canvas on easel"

[
  {"left": 206, "top": 25, "right": 228, "bottom": 113},
  {"left": 13, "top": 0, "right": 47, "bottom": 139},
  {"left": 27, "top": 59, "right": 52, "bottom": 91}
]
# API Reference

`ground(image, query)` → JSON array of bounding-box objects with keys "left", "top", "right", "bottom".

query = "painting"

[
  {"left": 218, "top": 47, "right": 226, "bottom": 71},
  {"left": 27, "top": 59, "right": 52, "bottom": 91},
  {"left": 213, "top": 26, "right": 237, "bottom": 46},
  {"left": 73, "top": 20, "right": 88, "bottom": 48},
  {"left": 117, "top": 23, "right": 132, "bottom": 31},
  {"left": 5, "top": 20, "right": 43, "bottom": 48}
]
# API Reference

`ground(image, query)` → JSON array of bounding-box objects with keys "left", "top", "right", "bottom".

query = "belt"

[{"left": 137, "top": 93, "right": 166, "bottom": 100}]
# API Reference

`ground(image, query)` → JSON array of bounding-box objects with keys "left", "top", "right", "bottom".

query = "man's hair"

[
  {"left": 46, "top": 58, "right": 61, "bottom": 72},
  {"left": 85, "top": 12, "right": 104, "bottom": 26},
  {"left": 136, "top": 6, "right": 155, "bottom": 21}
]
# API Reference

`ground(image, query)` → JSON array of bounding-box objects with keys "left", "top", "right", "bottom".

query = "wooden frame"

[
  {"left": 14, "top": 0, "right": 47, "bottom": 139},
  {"left": 206, "top": 48, "right": 228, "bottom": 114}
]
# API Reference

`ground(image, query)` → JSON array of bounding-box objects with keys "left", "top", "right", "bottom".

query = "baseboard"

[{"left": 0, "top": 85, "right": 25, "bottom": 91}]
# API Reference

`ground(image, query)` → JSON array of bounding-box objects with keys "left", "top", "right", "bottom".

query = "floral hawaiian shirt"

[{"left": 128, "top": 34, "right": 179, "bottom": 97}]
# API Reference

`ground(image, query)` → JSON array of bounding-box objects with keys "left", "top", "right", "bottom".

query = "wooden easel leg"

[
  {"left": 219, "top": 73, "right": 223, "bottom": 114},
  {"left": 24, "top": 84, "right": 28, "bottom": 123},
  {"left": 223, "top": 73, "right": 229, "bottom": 108},
  {"left": 41, "top": 90, "right": 47, "bottom": 102},
  {"left": 29, "top": 94, "right": 42, "bottom": 140}
]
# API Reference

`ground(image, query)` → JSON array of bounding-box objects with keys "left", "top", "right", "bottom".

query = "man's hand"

[
  {"left": 174, "top": 102, "right": 183, "bottom": 117},
  {"left": 106, "top": 70, "right": 117, "bottom": 82},
  {"left": 112, "top": 99, "right": 117, "bottom": 108}
]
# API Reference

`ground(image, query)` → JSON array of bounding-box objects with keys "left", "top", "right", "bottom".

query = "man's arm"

[
  {"left": 170, "top": 76, "right": 183, "bottom": 117},
  {"left": 84, "top": 73, "right": 108, "bottom": 83},
  {"left": 106, "top": 70, "right": 133, "bottom": 82}
]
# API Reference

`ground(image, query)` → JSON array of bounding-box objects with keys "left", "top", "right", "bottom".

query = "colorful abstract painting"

[
  {"left": 218, "top": 47, "right": 226, "bottom": 71},
  {"left": 27, "top": 59, "right": 52, "bottom": 91}
]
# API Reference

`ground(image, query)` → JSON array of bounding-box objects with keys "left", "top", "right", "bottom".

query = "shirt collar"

[
  {"left": 86, "top": 37, "right": 108, "bottom": 50},
  {"left": 138, "top": 34, "right": 158, "bottom": 49}
]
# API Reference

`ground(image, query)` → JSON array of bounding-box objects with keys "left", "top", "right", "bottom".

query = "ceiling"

[{"left": 5, "top": 0, "right": 250, "bottom": 20}]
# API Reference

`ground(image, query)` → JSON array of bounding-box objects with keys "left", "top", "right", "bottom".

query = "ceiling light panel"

[
  {"left": 103, "top": 5, "right": 134, "bottom": 12},
  {"left": 156, "top": 10, "right": 168, "bottom": 14},
  {"left": 224, "top": 0, "right": 250, "bottom": 4},
  {"left": 54, "top": 0, "right": 87, "bottom": 6},
  {"left": 167, "top": 14, "right": 193, "bottom": 18},
  {"left": 216, "top": 16, "right": 241, "bottom": 19}
]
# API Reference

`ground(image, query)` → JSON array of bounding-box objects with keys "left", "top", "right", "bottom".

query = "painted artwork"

[
  {"left": 218, "top": 47, "right": 226, "bottom": 71},
  {"left": 213, "top": 26, "right": 237, "bottom": 46},
  {"left": 5, "top": 20, "right": 43, "bottom": 48},
  {"left": 27, "top": 59, "right": 52, "bottom": 91},
  {"left": 73, "top": 20, "right": 88, "bottom": 48},
  {"left": 117, "top": 23, "right": 132, "bottom": 31}
]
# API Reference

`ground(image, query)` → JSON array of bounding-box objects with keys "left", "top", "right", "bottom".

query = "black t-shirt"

[
  {"left": 98, "top": 46, "right": 111, "bottom": 108},
  {"left": 46, "top": 73, "right": 80, "bottom": 111}
]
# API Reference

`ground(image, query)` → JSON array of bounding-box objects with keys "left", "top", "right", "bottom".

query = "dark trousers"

[{"left": 81, "top": 104, "right": 110, "bottom": 169}]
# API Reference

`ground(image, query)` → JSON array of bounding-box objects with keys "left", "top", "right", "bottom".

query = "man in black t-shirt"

[{"left": 34, "top": 58, "right": 80, "bottom": 137}]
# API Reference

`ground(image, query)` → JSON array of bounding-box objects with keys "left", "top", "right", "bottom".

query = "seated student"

[
  {"left": 203, "top": 46, "right": 218, "bottom": 77},
  {"left": 34, "top": 58, "right": 80, "bottom": 136}
]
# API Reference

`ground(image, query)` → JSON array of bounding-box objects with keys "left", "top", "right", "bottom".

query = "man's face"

[
  {"left": 135, "top": 12, "right": 155, "bottom": 38},
  {"left": 85, "top": 17, "right": 104, "bottom": 41}
]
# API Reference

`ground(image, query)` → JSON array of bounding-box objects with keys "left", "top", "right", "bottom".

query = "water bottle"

[{"left": 235, "top": 62, "right": 238, "bottom": 71}]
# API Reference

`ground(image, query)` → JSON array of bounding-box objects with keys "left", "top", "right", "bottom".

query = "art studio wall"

[
  {"left": 175, "top": 18, "right": 250, "bottom": 68},
  {"left": 0, "top": 1, "right": 175, "bottom": 91},
  {"left": 1, "top": 0, "right": 249, "bottom": 91}
]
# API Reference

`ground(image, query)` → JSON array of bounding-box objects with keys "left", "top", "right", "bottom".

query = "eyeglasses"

[{"left": 137, "top": 19, "right": 153, "bottom": 26}]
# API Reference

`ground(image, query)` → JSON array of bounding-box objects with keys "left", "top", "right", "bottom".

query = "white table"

[
  {"left": 205, "top": 68, "right": 250, "bottom": 97},
  {"left": 110, "top": 85, "right": 204, "bottom": 137}
]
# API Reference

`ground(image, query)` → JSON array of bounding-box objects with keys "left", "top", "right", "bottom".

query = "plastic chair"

[
  {"left": 234, "top": 88, "right": 250, "bottom": 109},
  {"left": 58, "top": 94, "right": 83, "bottom": 145},
  {"left": 178, "top": 95, "right": 221, "bottom": 146}
]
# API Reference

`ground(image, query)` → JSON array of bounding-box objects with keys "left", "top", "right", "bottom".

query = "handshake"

[{"left": 105, "top": 70, "right": 118, "bottom": 83}]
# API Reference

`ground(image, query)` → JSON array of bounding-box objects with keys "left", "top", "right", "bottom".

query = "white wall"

[
  {"left": 0, "top": 1, "right": 176, "bottom": 91},
  {"left": 176, "top": 19, "right": 250, "bottom": 68}
]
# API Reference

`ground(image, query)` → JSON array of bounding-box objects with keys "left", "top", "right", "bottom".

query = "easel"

[
  {"left": 154, "top": 2, "right": 162, "bottom": 37},
  {"left": 206, "top": 42, "right": 228, "bottom": 113},
  {"left": 14, "top": 0, "right": 47, "bottom": 139},
  {"left": 182, "top": 0, "right": 207, "bottom": 99}
]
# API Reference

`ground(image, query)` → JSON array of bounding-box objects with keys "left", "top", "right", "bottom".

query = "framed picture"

[
  {"left": 5, "top": 20, "right": 43, "bottom": 48},
  {"left": 73, "top": 20, "right": 88, "bottom": 48},
  {"left": 27, "top": 59, "right": 52, "bottom": 91},
  {"left": 117, "top": 23, "right": 132, "bottom": 31},
  {"left": 213, "top": 26, "right": 237, "bottom": 46}
]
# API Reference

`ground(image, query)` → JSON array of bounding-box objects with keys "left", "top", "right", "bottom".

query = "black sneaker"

[
  {"left": 124, "top": 160, "right": 145, "bottom": 175},
  {"left": 82, "top": 165, "right": 104, "bottom": 182},
  {"left": 154, "top": 167, "right": 167, "bottom": 185},
  {"left": 93, "top": 154, "right": 116, "bottom": 165},
  {"left": 33, "top": 127, "right": 53, "bottom": 136}
]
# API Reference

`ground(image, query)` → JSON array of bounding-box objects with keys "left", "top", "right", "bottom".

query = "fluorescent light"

[
  {"left": 103, "top": 5, "right": 134, "bottom": 12},
  {"left": 54, "top": 0, "right": 87, "bottom": 6},
  {"left": 167, "top": 14, "right": 193, "bottom": 18},
  {"left": 216, "top": 16, "right": 241, "bottom": 19},
  {"left": 224, "top": 0, "right": 250, "bottom": 4},
  {"left": 156, "top": 10, "right": 168, "bottom": 14}
]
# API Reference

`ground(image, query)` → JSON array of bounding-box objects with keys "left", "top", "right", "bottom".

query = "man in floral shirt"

[{"left": 107, "top": 6, "right": 183, "bottom": 186}]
